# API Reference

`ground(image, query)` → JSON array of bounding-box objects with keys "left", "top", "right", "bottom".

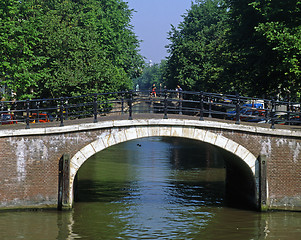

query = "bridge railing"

[{"left": 0, "top": 90, "right": 300, "bottom": 129}]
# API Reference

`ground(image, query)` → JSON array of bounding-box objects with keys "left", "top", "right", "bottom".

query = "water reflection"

[
  {"left": 57, "top": 211, "right": 81, "bottom": 240},
  {"left": 0, "top": 208, "right": 300, "bottom": 239}
]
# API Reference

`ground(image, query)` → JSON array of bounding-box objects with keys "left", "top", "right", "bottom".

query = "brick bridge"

[{"left": 0, "top": 115, "right": 300, "bottom": 211}]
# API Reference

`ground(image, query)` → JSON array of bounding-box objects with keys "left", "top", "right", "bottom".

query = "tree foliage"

[
  {"left": 165, "top": 0, "right": 230, "bottom": 92},
  {"left": 0, "top": 0, "right": 143, "bottom": 99},
  {"left": 226, "top": 0, "right": 301, "bottom": 98},
  {"left": 0, "top": 0, "right": 47, "bottom": 99},
  {"left": 251, "top": 0, "right": 301, "bottom": 98},
  {"left": 133, "top": 60, "right": 167, "bottom": 91},
  {"left": 165, "top": 0, "right": 301, "bottom": 99}
]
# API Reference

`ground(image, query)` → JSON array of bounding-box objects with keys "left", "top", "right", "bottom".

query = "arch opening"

[
  {"left": 67, "top": 126, "right": 258, "bottom": 210},
  {"left": 74, "top": 137, "right": 227, "bottom": 206}
]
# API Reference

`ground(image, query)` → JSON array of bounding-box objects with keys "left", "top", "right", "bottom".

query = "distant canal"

[{"left": 0, "top": 137, "right": 300, "bottom": 239}]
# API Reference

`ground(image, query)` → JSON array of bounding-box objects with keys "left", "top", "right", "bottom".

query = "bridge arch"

[{"left": 68, "top": 124, "right": 257, "bottom": 207}]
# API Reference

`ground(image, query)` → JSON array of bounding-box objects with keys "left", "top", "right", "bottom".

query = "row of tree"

[
  {"left": 0, "top": 0, "right": 144, "bottom": 100},
  {"left": 163, "top": 0, "right": 301, "bottom": 100},
  {"left": 2, "top": 0, "right": 300, "bottom": 101}
]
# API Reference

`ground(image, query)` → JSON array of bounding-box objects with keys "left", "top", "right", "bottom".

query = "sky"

[{"left": 124, "top": 0, "right": 192, "bottom": 64}]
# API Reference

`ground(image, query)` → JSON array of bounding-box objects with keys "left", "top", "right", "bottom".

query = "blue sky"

[{"left": 125, "top": 0, "right": 192, "bottom": 64}]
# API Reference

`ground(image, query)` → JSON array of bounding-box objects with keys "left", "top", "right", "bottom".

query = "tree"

[
  {"left": 0, "top": 0, "right": 144, "bottom": 99},
  {"left": 226, "top": 0, "right": 301, "bottom": 98},
  {"left": 165, "top": 0, "right": 231, "bottom": 93},
  {"left": 0, "top": 0, "right": 48, "bottom": 99},
  {"left": 251, "top": 0, "right": 301, "bottom": 99},
  {"left": 165, "top": 0, "right": 301, "bottom": 99}
]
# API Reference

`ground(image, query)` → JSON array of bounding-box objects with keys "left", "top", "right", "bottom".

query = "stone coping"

[{"left": 1, "top": 118, "right": 300, "bottom": 138}]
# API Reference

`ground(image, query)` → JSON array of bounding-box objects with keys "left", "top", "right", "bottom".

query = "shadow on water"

[
  {"left": 75, "top": 179, "right": 225, "bottom": 207},
  {"left": 168, "top": 180, "right": 225, "bottom": 206},
  {"left": 75, "top": 180, "right": 140, "bottom": 203},
  {"left": 75, "top": 137, "right": 227, "bottom": 207}
]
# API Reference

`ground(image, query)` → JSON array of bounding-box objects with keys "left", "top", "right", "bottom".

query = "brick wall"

[
  {"left": 213, "top": 128, "right": 301, "bottom": 210},
  {"left": 0, "top": 121, "right": 300, "bottom": 211}
]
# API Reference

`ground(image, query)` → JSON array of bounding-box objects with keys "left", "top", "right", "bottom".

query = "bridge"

[{"left": 0, "top": 90, "right": 300, "bottom": 211}]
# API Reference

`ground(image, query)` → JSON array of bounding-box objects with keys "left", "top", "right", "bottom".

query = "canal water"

[{"left": 0, "top": 137, "right": 300, "bottom": 240}]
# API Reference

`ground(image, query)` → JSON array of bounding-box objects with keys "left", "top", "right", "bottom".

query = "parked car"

[
  {"left": 241, "top": 109, "right": 266, "bottom": 122},
  {"left": 258, "top": 112, "right": 301, "bottom": 125},
  {"left": 278, "top": 113, "right": 301, "bottom": 125},
  {"left": 289, "top": 114, "right": 301, "bottom": 125},
  {"left": 267, "top": 113, "right": 287, "bottom": 125},
  {"left": 29, "top": 113, "right": 54, "bottom": 123},
  {"left": 226, "top": 102, "right": 265, "bottom": 121},
  {"left": 226, "top": 107, "right": 266, "bottom": 122},
  {"left": 1, "top": 113, "right": 17, "bottom": 125}
]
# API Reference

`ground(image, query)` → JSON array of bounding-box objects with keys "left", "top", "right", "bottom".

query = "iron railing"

[{"left": 0, "top": 90, "right": 300, "bottom": 129}]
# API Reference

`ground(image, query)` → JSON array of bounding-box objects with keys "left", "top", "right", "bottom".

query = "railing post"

[
  {"left": 25, "top": 99, "right": 30, "bottom": 129},
  {"left": 235, "top": 93, "right": 240, "bottom": 125},
  {"left": 128, "top": 90, "right": 133, "bottom": 120},
  {"left": 150, "top": 92, "right": 153, "bottom": 114},
  {"left": 299, "top": 106, "right": 301, "bottom": 125},
  {"left": 270, "top": 98, "right": 276, "bottom": 129},
  {"left": 208, "top": 96, "right": 212, "bottom": 118},
  {"left": 93, "top": 94, "right": 98, "bottom": 123},
  {"left": 299, "top": 98, "right": 301, "bottom": 125},
  {"left": 65, "top": 99, "right": 69, "bottom": 120},
  {"left": 163, "top": 89, "right": 168, "bottom": 119},
  {"left": 60, "top": 97, "right": 64, "bottom": 127},
  {"left": 179, "top": 91, "right": 183, "bottom": 115},
  {"left": 286, "top": 95, "right": 290, "bottom": 125},
  {"left": 37, "top": 101, "right": 40, "bottom": 122},
  {"left": 264, "top": 100, "right": 269, "bottom": 123},
  {"left": 199, "top": 91, "right": 204, "bottom": 121},
  {"left": 121, "top": 95, "right": 124, "bottom": 115},
  {"left": 0, "top": 102, "right": 2, "bottom": 125}
]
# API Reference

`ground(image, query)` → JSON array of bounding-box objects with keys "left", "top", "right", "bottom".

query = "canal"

[{"left": 0, "top": 137, "right": 300, "bottom": 239}]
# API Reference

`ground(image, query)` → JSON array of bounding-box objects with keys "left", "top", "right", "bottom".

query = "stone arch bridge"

[{"left": 0, "top": 116, "right": 300, "bottom": 211}]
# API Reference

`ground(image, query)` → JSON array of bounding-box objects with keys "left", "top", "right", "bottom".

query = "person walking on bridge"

[
  {"left": 151, "top": 84, "right": 157, "bottom": 97},
  {"left": 176, "top": 85, "right": 182, "bottom": 98}
]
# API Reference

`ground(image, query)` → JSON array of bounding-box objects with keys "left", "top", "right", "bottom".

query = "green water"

[{"left": 0, "top": 137, "right": 300, "bottom": 239}]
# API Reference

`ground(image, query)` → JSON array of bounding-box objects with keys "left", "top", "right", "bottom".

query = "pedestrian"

[
  {"left": 176, "top": 85, "right": 182, "bottom": 98},
  {"left": 152, "top": 84, "right": 157, "bottom": 97}
]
